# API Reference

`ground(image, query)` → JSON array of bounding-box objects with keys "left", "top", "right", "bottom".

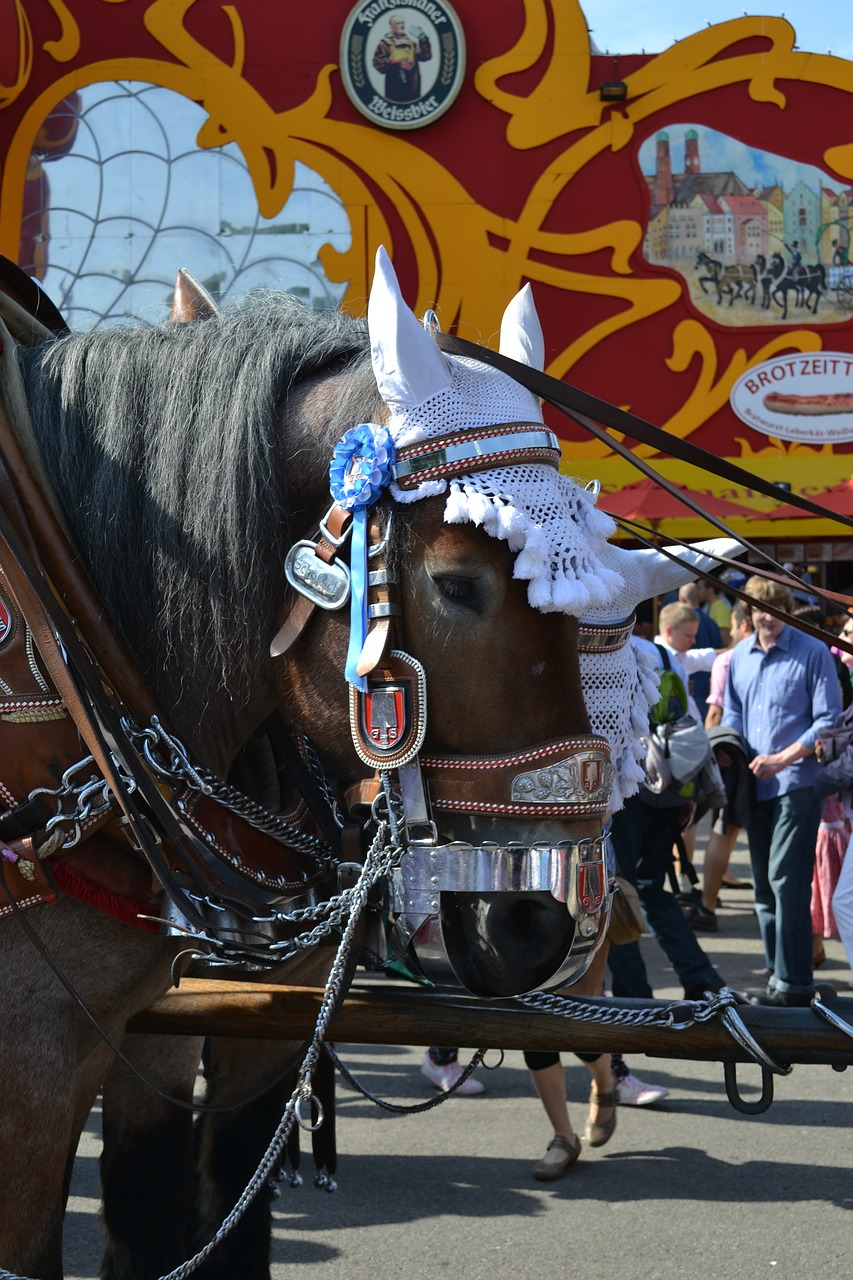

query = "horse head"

[
  {"left": 274, "top": 249, "right": 735, "bottom": 996},
  {"left": 15, "top": 251, "right": 735, "bottom": 1000}
]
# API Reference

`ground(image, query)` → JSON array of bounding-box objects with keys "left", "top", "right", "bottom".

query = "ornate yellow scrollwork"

[{"left": 3, "top": 0, "right": 853, "bottom": 479}]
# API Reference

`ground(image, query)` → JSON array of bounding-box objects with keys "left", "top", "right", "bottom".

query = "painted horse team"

[{"left": 695, "top": 248, "right": 827, "bottom": 317}]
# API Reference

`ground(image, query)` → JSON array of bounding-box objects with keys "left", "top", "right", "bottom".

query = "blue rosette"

[{"left": 328, "top": 423, "right": 396, "bottom": 689}]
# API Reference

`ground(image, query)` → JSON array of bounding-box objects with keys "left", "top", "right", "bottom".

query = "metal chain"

[
  {"left": 22, "top": 714, "right": 338, "bottom": 863},
  {"left": 28, "top": 753, "right": 138, "bottom": 849},
  {"left": 325, "top": 1043, "right": 494, "bottom": 1113},
  {"left": 193, "top": 769, "right": 333, "bottom": 857},
  {"left": 520, "top": 987, "right": 740, "bottom": 1030},
  {"left": 124, "top": 717, "right": 334, "bottom": 859},
  {"left": 520, "top": 986, "right": 810, "bottom": 1080},
  {"left": 154, "top": 821, "right": 391, "bottom": 1280}
]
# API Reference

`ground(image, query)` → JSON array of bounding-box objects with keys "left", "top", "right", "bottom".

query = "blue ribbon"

[
  {"left": 344, "top": 506, "right": 369, "bottom": 690},
  {"left": 328, "top": 423, "right": 396, "bottom": 690}
]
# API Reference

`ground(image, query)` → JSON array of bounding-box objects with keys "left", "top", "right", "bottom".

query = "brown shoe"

[
  {"left": 583, "top": 1088, "right": 619, "bottom": 1148},
  {"left": 531, "top": 1133, "right": 582, "bottom": 1180},
  {"left": 687, "top": 903, "right": 718, "bottom": 932}
]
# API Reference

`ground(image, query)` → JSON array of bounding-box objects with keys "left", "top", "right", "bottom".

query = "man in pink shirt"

[{"left": 705, "top": 603, "right": 754, "bottom": 729}]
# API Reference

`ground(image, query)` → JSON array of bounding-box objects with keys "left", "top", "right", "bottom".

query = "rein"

[
  {"left": 435, "top": 332, "right": 853, "bottom": 649},
  {"left": 0, "top": 384, "right": 343, "bottom": 956}
]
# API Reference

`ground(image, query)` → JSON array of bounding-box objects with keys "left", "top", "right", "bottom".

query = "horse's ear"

[
  {"left": 499, "top": 283, "right": 544, "bottom": 371},
  {"left": 368, "top": 247, "right": 452, "bottom": 409},
  {"left": 632, "top": 538, "right": 744, "bottom": 597},
  {"left": 170, "top": 269, "right": 220, "bottom": 323}
]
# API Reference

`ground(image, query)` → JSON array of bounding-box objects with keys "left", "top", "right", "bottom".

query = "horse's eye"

[{"left": 433, "top": 574, "right": 477, "bottom": 604}]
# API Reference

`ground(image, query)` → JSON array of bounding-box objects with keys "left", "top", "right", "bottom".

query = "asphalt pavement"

[{"left": 63, "top": 827, "right": 853, "bottom": 1280}]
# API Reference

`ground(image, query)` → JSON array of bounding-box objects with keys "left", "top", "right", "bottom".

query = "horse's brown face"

[
  {"left": 402, "top": 499, "right": 599, "bottom": 821},
  {"left": 279, "top": 496, "right": 608, "bottom": 997}
]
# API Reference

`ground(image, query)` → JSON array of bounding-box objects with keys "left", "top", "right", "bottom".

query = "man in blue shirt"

[{"left": 723, "top": 576, "right": 841, "bottom": 1005}]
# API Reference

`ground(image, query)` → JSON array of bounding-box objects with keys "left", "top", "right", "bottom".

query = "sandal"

[
  {"left": 584, "top": 1088, "right": 619, "bottom": 1148},
  {"left": 531, "top": 1133, "right": 582, "bottom": 1181}
]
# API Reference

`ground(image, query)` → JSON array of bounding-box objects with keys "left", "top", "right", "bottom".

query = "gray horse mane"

[{"left": 18, "top": 293, "right": 381, "bottom": 719}]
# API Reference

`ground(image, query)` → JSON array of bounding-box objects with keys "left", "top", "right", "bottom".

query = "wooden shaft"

[{"left": 127, "top": 979, "right": 853, "bottom": 1067}]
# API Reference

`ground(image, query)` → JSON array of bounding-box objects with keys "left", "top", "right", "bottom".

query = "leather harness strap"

[{"left": 0, "top": 390, "right": 338, "bottom": 927}]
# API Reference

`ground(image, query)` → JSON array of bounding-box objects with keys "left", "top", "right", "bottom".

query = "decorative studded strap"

[
  {"left": 420, "top": 735, "right": 613, "bottom": 818},
  {"left": 577, "top": 614, "right": 636, "bottom": 654},
  {"left": 391, "top": 422, "right": 560, "bottom": 489}
]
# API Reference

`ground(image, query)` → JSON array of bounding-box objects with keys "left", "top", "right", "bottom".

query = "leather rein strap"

[
  {"left": 436, "top": 333, "right": 853, "bottom": 643},
  {"left": 437, "top": 332, "right": 853, "bottom": 528},
  {"left": 0, "top": 390, "right": 336, "bottom": 932}
]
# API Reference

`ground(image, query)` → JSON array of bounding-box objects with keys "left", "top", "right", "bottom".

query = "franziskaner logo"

[{"left": 340, "top": 0, "right": 466, "bottom": 131}]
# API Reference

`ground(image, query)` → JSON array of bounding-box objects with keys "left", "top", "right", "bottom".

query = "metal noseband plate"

[{"left": 388, "top": 838, "right": 610, "bottom": 997}]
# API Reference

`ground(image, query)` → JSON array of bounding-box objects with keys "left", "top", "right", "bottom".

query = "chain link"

[
  {"left": 520, "top": 987, "right": 745, "bottom": 1031},
  {"left": 28, "top": 754, "right": 138, "bottom": 849},
  {"left": 153, "top": 823, "right": 391, "bottom": 1280},
  {"left": 122, "top": 717, "right": 335, "bottom": 859}
]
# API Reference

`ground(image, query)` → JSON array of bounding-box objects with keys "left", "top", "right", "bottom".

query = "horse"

[
  {"left": 767, "top": 251, "right": 826, "bottom": 319},
  {"left": 0, "top": 248, "right": 730, "bottom": 1280},
  {"left": 694, "top": 250, "right": 756, "bottom": 307},
  {"left": 754, "top": 253, "right": 775, "bottom": 309}
]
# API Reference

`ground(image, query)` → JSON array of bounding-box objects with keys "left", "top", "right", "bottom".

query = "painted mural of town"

[{"left": 639, "top": 124, "right": 853, "bottom": 327}]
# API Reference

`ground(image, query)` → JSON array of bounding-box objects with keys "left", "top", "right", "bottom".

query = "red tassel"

[{"left": 52, "top": 860, "right": 159, "bottom": 933}]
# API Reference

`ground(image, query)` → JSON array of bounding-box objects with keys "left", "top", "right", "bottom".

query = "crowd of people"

[{"left": 416, "top": 566, "right": 853, "bottom": 1181}]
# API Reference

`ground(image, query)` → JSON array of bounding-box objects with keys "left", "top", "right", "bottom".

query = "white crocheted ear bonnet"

[
  {"left": 368, "top": 248, "right": 734, "bottom": 808},
  {"left": 370, "top": 249, "right": 622, "bottom": 614}
]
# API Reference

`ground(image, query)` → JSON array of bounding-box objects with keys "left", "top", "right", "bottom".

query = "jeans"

[
  {"left": 610, "top": 796, "right": 722, "bottom": 998},
  {"left": 608, "top": 938, "right": 653, "bottom": 999},
  {"left": 746, "top": 788, "right": 822, "bottom": 994}
]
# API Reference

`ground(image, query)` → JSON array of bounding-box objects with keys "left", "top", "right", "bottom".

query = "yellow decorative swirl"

[
  {"left": 0, "top": 1, "right": 33, "bottom": 110},
  {"left": 4, "top": 0, "right": 853, "bottom": 479},
  {"left": 42, "top": 0, "right": 81, "bottom": 62}
]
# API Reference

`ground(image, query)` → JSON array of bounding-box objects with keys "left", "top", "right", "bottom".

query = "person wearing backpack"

[
  {"left": 655, "top": 602, "right": 723, "bottom": 722},
  {"left": 654, "top": 603, "right": 727, "bottom": 884},
  {"left": 608, "top": 636, "right": 728, "bottom": 1003}
]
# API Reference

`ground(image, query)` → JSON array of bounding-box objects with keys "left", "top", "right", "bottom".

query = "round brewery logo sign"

[
  {"left": 340, "top": 0, "right": 466, "bottom": 131},
  {"left": 730, "top": 351, "right": 853, "bottom": 445}
]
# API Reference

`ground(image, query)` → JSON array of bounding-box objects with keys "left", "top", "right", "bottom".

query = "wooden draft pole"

[{"left": 128, "top": 979, "right": 853, "bottom": 1069}]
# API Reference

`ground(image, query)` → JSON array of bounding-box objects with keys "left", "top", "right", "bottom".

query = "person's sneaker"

[
  {"left": 687, "top": 903, "right": 718, "bottom": 932},
  {"left": 420, "top": 1053, "right": 485, "bottom": 1095},
  {"left": 617, "top": 1071, "right": 669, "bottom": 1107},
  {"left": 746, "top": 984, "right": 815, "bottom": 1008}
]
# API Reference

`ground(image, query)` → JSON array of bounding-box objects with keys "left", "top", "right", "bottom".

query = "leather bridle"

[{"left": 273, "top": 420, "right": 621, "bottom": 989}]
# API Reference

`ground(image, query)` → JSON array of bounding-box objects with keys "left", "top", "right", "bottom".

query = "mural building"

[{"left": 3, "top": 0, "right": 853, "bottom": 586}]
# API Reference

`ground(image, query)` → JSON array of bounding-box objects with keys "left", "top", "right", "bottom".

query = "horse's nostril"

[{"left": 438, "top": 891, "right": 598, "bottom": 998}]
